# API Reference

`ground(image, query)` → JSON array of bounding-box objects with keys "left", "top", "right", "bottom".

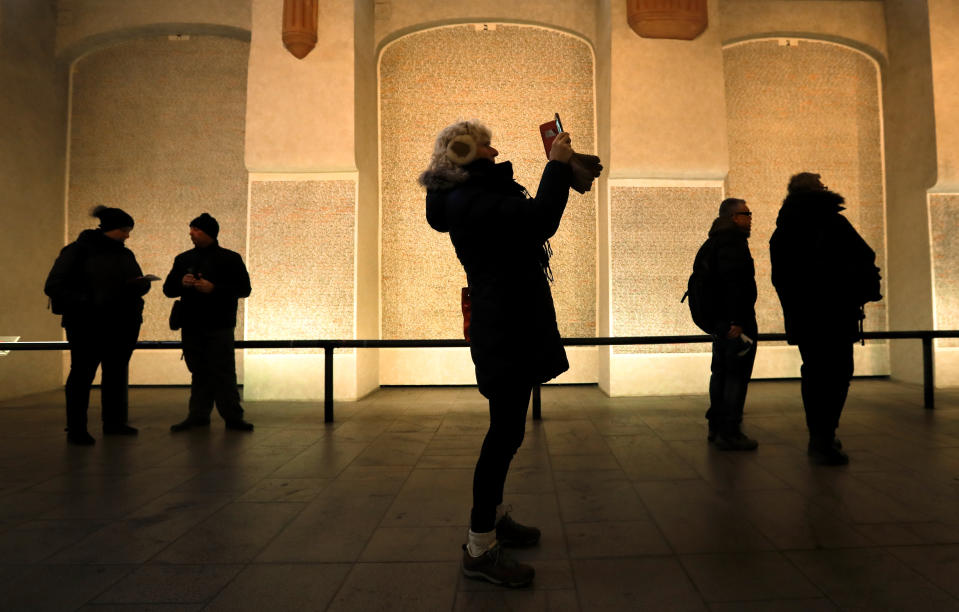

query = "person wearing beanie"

[
  {"left": 692, "top": 197, "right": 759, "bottom": 451},
  {"left": 44, "top": 205, "right": 152, "bottom": 445},
  {"left": 163, "top": 213, "right": 253, "bottom": 432},
  {"left": 420, "top": 120, "right": 575, "bottom": 588},
  {"left": 770, "top": 173, "right": 883, "bottom": 466}
]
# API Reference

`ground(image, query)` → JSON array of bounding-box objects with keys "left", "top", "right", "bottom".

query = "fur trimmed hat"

[{"left": 418, "top": 120, "right": 492, "bottom": 190}]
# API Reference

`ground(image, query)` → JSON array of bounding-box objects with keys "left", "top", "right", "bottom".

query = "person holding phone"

[
  {"left": 421, "top": 119, "right": 574, "bottom": 588},
  {"left": 44, "top": 205, "right": 151, "bottom": 445}
]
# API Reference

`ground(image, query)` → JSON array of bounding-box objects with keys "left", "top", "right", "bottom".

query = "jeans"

[
  {"left": 182, "top": 327, "right": 244, "bottom": 422},
  {"left": 798, "top": 340, "right": 854, "bottom": 443},
  {"left": 470, "top": 379, "right": 533, "bottom": 532},
  {"left": 65, "top": 323, "right": 140, "bottom": 432},
  {"left": 706, "top": 329, "right": 757, "bottom": 434}
]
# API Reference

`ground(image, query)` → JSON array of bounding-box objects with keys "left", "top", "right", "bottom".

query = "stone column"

[
  {"left": 601, "top": 0, "right": 729, "bottom": 395},
  {"left": 926, "top": 0, "right": 959, "bottom": 386},
  {"left": 243, "top": 0, "right": 377, "bottom": 400}
]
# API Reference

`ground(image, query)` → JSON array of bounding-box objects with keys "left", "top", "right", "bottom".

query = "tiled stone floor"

[{"left": 1, "top": 380, "right": 959, "bottom": 610}]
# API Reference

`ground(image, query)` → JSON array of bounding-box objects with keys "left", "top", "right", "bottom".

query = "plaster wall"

[
  {"left": 56, "top": 0, "right": 251, "bottom": 58},
  {"left": 245, "top": 0, "right": 355, "bottom": 171},
  {"left": 373, "top": 0, "right": 597, "bottom": 48},
  {"left": 0, "top": 0, "right": 67, "bottom": 399},
  {"left": 720, "top": 0, "right": 886, "bottom": 57},
  {"left": 609, "top": 0, "right": 728, "bottom": 178},
  {"left": 883, "top": 0, "right": 937, "bottom": 384}
]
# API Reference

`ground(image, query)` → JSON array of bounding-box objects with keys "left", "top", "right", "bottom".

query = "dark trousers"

[
  {"left": 470, "top": 379, "right": 533, "bottom": 533},
  {"left": 798, "top": 341, "right": 854, "bottom": 443},
  {"left": 706, "top": 330, "right": 757, "bottom": 434},
  {"left": 182, "top": 327, "right": 244, "bottom": 422},
  {"left": 65, "top": 323, "right": 140, "bottom": 432}
]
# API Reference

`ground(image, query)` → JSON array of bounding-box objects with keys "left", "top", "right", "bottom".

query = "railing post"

[
  {"left": 324, "top": 344, "right": 334, "bottom": 422},
  {"left": 532, "top": 385, "right": 541, "bottom": 421},
  {"left": 923, "top": 335, "right": 935, "bottom": 410}
]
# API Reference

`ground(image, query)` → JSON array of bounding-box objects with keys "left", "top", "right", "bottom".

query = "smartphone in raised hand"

[{"left": 539, "top": 113, "right": 564, "bottom": 158}]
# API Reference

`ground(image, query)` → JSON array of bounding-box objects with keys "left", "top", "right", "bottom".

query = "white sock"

[
  {"left": 467, "top": 529, "right": 496, "bottom": 557},
  {"left": 495, "top": 504, "right": 507, "bottom": 523}
]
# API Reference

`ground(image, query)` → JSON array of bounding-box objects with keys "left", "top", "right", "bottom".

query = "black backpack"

[{"left": 681, "top": 239, "right": 720, "bottom": 335}]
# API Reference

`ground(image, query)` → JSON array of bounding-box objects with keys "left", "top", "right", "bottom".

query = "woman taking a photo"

[{"left": 421, "top": 120, "right": 574, "bottom": 587}]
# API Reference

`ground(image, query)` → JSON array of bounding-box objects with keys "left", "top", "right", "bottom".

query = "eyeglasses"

[{"left": 735, "top": 211, "right": 752, "bottom": 217}]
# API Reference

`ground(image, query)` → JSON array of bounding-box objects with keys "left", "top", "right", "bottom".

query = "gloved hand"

[{"left": 569, "top": 152, "right": 603, "bottom": 194}]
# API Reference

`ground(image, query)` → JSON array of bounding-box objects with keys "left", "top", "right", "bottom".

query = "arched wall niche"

[
  {"left": 377, "top": 22, "right": 598, "bottom": 383},
  {"left": 58, "top": 23, "right": 251, "bottom": 68},
  {"left": 721, "top": 36, "right": 889, "bottom": 371},
  {"left": 65, "top": 34, "right": 250, "bottom": 383}
]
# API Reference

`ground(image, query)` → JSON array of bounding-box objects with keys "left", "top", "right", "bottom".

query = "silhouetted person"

[
  {"left": 770, "top": 173, "right": 882, "bottom": 465},
  {"left": 163, "top": 213, "right": 253, "bottom": 432},
  {"left": 702, "top": 198, "right": 759, "bottom": 451},
  {"left": 45, "top": 206, "right": 151, "bottom": 445},
  {"left": 422, "top": 120, "right": 575, "bottom": 587}
]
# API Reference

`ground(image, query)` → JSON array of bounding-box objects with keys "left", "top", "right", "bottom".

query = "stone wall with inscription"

[
  {"left": 246, "top": 179, "right": 356, "bottom": 353},
  {"left": 723, "top": 39, "right": 887, "bottom": 339},
  {"left": 610, "top": 184, "right": 722, "bottom": 354},
  {"left": 930, "top": 194, "right": 959, "bottom": 347},
  {"left": 379, "top": 24, "right": 597, "bottom": 340}
]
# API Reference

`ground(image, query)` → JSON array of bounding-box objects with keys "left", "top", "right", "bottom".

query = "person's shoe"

[
  {"left": 225, "top": 419, "right": 254, "bottom": 432},
  {"left": 461, "top": 542, "right": 534, "bottom": 588},
  {"left": 808, "top": 442, "right": 849, "bottom": 466},
  {"left": 67, "top": 431, "right": 96, "bottom": 446},
  {"left": 170, "top": 417, "right": 210, "bottom": 433},
  {"left": 713, "top": 430, "right": 759, "bottom": 451},
  {"left": 496, "top": 513, "right": 541, "bottom": 547},
  {"left": 103, "top": 424, "right": 138, "bottom": 436}
]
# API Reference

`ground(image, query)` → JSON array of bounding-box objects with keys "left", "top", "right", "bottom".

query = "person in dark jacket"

[
  {"left": 44, "top": 206, "right": 152, "bottom": 445},
  {"left": 421, "top": 120, "right": 575, "bottom": 588},
  {"left": 770, "top": 173, "right": 882, "bottom": 465},
  {"left": 163, "top": 213, "right": 253, "bottom": 432},
  {"left": 703, "top": 198, "right": 759, "bottom": 451}
]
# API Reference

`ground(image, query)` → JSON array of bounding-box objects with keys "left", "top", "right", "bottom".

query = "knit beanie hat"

[
  {"left": 92, "top": 205, "right": 134, "bottom": 231},
  {"left": 190, "top": 213, "right": 219, "bottom": 239}
]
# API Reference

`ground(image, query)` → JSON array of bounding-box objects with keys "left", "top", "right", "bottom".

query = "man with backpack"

[
  {"left": 687, "top": 197, "right": 759, "bottom": 451},
  {"left": 770, "top": 173, "right": 882, "bottom": 465}
]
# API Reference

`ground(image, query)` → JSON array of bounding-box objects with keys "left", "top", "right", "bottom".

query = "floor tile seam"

[{"left": 777, "top": 545, "right": 942, "bottom": 607}]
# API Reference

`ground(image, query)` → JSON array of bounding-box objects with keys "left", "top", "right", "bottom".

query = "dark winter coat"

[
  {"left": 423, "top": 158, "right": 572, "bottom": 395},
  {"left": 44, "top": 229, "right": 149, "bottom": 329},
  {"left": 769, "top": 189, "right": 882, "bottom": 344},
  {"left": 162, "top": 242, "right": 251, "bottom": 330},
  {"left": 707, "top": 217, "right": 757, "bottom": 334}
]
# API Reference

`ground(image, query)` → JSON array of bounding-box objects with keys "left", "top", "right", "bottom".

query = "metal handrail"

[{"left": 2, "top": 330, "right": 957, "bottom": 421}]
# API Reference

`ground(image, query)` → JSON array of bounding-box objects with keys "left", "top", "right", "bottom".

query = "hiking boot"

[
  {"left": 713, "top": 430, "right": 758, "bottom": 451},
  {"left": 808, "top": 442, "right": 849, "bottom": 466},
  {"left": 225, "top": 419, "right": 254, "bottom": 432},
  {"left": 103, "top": 424, "right": 138, "bottom": 436},
  {"left": 170, "top": 417, "right": 210, "bottom": 433},
  {"left": 67, "top": 431, "right": 96, "bottom": 446},
  {"left": 496, "top": 513, "right": 541, "bottom": 547},
  {"left": 461, "top": 542, "right": 534, "bottom": 588}
]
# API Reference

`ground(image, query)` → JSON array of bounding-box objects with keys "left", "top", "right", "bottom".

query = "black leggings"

[{"left": 470, "top": 379, "right": 533, "bottom": 533}]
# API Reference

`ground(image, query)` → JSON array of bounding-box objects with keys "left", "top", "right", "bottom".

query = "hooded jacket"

[
  {"left": 769, "top": 189, "right": 881, "bottom": 344},
  {"left": 44, "top": 229, "right": 148, "bottom": 329},
  {"left": 707, "top": 216, "right": 757, "bottom": 333},
  {"left": 423, "top": 158, "right": 572, "bottom": 395},
  {"left": 162, "top": 241, "right": 251, "bottom": 330}
]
